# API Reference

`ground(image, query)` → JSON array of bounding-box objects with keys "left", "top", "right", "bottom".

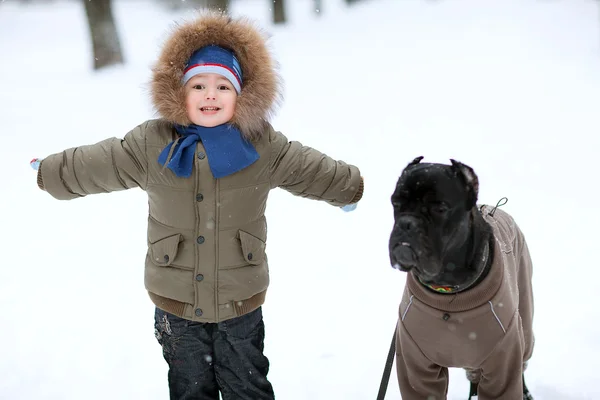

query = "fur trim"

[{"left": 150, "top": 11, "right": 282, "bottom": 141}]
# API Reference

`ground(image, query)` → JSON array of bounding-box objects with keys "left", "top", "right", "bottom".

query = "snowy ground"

[{"left": 1, "top": 0, "right": 599, "bottom": 398}]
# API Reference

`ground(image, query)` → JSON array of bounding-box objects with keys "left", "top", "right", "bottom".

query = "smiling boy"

[{"left": 31, "top": 12, "right": 363, "bottom": 399}]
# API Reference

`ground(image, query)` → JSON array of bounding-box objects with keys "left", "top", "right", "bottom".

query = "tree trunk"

[
  {"left": 83, "top": 0, "right": 124, "bottom": 70},
  {"left": 273, "top": 0, "right": 286, "bottom": 24},
  {"left": 205, "top": 0, "right": 229, "bottom": 11},
  {"left": 314, "top": 0, "right": 322, "bottom": 15},
  {"left": 159, "top": 0, "right": 206, "bottom": 10}
]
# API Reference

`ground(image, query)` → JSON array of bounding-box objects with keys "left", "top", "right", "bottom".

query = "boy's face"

[{"left": 184, "top": 73, "right": 237, "bottom": 127}]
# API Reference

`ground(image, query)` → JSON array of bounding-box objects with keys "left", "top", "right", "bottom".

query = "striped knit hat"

[{"left": 182, "top": 45, "right": 243, "bottom": 94}]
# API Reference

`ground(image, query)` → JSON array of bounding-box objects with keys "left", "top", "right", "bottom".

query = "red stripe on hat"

[{"left": 183, "top": 63, "right": 242, "bottom": 86}]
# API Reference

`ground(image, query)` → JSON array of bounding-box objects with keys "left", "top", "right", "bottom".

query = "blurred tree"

[
  {"left": 159, "top": 0, "right": 207, "bottom": 10},
  {"left": 314, "top": 0, "right": 322, "bottom": 16},
  {"left": 83, "top": 0, "right": 124, "bottom": 70},
  {"left": 205, "top": 0, "right": 229, "bottom": 11},
  {"left": 345, "top": 0, "right": 361, "bottom": 4},
  {"left": 273, "top": 0, "right": 286, "bottom": 24}
]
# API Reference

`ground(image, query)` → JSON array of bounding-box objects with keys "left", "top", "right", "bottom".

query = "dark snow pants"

[{"left": 154, "top": 306, "right": 274, "bottom": 400}]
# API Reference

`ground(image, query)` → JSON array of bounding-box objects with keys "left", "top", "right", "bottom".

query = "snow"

[{"left": 1, "top": 0, "right": 599, "bottom": 398}]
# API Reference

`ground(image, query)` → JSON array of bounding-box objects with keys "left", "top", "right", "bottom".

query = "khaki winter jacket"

[
  {"left": 36, "top": 12, "right": 363, "bottom": 323},
  {"left": 395, "top": 207, "right": 534, "bottom": 400}
]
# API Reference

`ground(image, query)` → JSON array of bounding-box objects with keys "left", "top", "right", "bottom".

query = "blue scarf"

[{"left": 158, "top": 124, "right": 259, "bottom": 179}]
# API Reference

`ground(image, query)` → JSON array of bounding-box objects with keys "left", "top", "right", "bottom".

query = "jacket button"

[
  {"left": 197, "top": 152, "right": 206, "bottom": 160},
  {"left": 195, "top": 274, "right": 204, "bottom": 281},
  {"left": 247, "top": 253, "right": 253, "bottom": 261},
  {"left": 163, "top": 255, "right": 169, "bottom": 263},
  {"left": 196, "top": 193, "right": 204, "bottom": 202},
  {"left": 195, "top": 308, "right": 203, "bottom": 317},
  {"left": 197, "top": 236, "right": 205, "bottom": 244},
  {"left": 443, "top": 313, "right": 450, "bottom": 321}
]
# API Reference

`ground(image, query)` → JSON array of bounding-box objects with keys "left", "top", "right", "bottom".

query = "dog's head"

[{"left": 388, "top": 156, "right": 479, "bottom": 283}]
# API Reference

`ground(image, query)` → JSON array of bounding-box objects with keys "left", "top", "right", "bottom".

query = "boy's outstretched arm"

[
  {"left": 32, "top": 122, "right": 149, "bottom": 200},
  {"left": 268, "top": 126, "right": 363, "bottom": 207}
]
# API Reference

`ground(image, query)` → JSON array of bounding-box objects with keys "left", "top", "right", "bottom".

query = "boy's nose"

[{"left": 205, "top": 87, "right": 216, "bottom": 99}]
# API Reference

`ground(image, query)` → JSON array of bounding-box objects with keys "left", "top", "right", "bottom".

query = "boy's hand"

[
  {"left": 30, "top": 158, "right": 41, "bottom": 170},
  {"left": 341, "top": 203, "right": 357, "bottom": 212}
]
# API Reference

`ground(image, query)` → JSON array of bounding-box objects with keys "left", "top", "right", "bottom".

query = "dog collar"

[{"left": 420, "top": 283, "right": 459, "bottom": 293}]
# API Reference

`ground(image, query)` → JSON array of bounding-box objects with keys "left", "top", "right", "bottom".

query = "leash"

[{"left": 376, "top": 325, "right": 397, "bottom": 400}]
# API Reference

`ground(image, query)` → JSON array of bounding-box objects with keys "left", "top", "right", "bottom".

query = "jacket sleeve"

[
  {"left": 38, "top": 122, "right": 148, "bottom": 200},
  {"left": 268, "top": 128, "right": 363, "bottom": 207}
]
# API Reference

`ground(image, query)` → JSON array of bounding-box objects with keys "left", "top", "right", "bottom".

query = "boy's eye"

[
  {"left": 218, "top": 85, "right": 231, "bottom": 91},
  {"left": 192, "top": 84, "right": 205, "bottom": 90}
]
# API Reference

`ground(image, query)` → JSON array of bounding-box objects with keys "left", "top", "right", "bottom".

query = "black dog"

[{"left": 388, "top": 156, "right": 534, "bottom": 400}]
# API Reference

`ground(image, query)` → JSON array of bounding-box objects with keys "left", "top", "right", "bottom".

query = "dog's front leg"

[
  {"left": 395, "top": 324, "right": 449, "bottom": 399},
  {"left": 476, "top": 316, "right": 527, "bottom": 399}
]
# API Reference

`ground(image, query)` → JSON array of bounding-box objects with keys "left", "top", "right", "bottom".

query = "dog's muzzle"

[
  {"left": 390, "top": 215, "right": 422, "bottom": 270},
  {"left": 392, "top": 243, "right": 418, "bottom": 270}
]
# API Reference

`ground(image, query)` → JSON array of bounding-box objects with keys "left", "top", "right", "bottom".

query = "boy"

[{"left": 31, "top": 12, "right": 363, "bottom": 400}]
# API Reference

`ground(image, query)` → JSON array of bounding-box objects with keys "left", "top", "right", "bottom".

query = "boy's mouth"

[{"left": 200, "top": 106, "right": 220, "bottom": 112}]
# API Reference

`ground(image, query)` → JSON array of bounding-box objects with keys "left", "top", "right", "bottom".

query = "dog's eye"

[{"left": 430, "top": 203, "right": 448, "bottom": 214}]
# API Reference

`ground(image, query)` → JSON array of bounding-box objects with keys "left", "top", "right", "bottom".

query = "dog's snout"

[
  {"left": 393, "top": 245, "right": 417, "bottom": 268},
  {"left": 396, "top": 215, "right": 420, "bottom": 232}
]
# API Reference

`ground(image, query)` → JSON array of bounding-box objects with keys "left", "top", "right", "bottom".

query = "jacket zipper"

[{"left": 194, "top": 147, "right": 202, "bottom": 320}]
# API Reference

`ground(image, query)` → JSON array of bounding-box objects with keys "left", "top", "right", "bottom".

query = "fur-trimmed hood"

[{"left": 150, "top": 12, "right": 282, "bottom": 141}]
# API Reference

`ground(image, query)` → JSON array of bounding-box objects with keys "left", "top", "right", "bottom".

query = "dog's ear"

[
  {"left": 450, "top": 159, "right": 479, "bottom": 208},
  {"left": 407, "top": 156, "right": 424, "bottom": 168},
  {"left": 400, "top": 156, "right": 424, "bottom": 178}
]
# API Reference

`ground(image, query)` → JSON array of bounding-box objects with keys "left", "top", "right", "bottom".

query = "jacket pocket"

[
  {"left": 239, "top": 230, "right": 266, "bottom": 266},
  {"left": 149, "top": 234, "right": 183, "bottom": 266}
]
